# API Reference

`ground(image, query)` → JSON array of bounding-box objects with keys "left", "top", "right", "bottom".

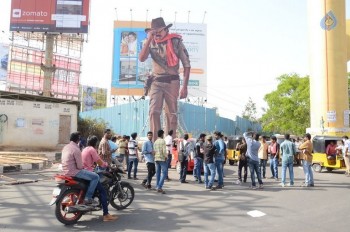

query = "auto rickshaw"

[
  {"left": 227, "top": 136, "right": 244, "bottom": 165},
  {"left": 311, "top": 135, "right": 346, "bottom": 172}
]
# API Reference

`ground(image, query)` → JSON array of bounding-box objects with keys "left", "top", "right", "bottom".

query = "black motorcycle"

[{"left": 49, "top": 164, "right": 134, "bottom": 225}]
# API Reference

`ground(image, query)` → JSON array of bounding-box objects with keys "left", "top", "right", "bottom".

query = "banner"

[
  {"left": 81, "top": 85, "right": 107, "bottom": 111},
  {"left": 111, "top": 21, "right": 207, "bottom": 98},
  {"left": 0, "top": 43, "right": 9, "bottom": 81},
  {"left": 10, "top": 0, "right": 90, "bottom": 34}
]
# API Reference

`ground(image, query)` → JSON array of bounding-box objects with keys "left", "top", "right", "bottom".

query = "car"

[{"left": 1, "top": 54, "right": 8, "bottom": 70}]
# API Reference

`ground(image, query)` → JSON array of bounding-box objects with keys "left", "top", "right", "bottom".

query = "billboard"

[
  {"left": 81, "top": 85, "right": 107, "bottom": 112},
  {"left": 10, "top": 0, "right": 90, "bottom": 34},
  {"left": 0, "top": 43, "right": 9, "bottom": 82},
  {"left": 7, "top": 46, "right": 81, "bottom": 99},
  {"left": 111, "top": 21, "right": 207, "bottom": 98}
]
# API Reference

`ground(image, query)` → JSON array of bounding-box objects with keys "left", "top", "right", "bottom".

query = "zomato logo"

[{"left": 12, "top": 8, "right": 48, "bottom": 18}]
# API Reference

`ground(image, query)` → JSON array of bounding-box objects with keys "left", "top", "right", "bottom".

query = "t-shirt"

[
  {"left": 82, "top": 146, "right": 103, "bottom": 171},
  {"left": 165, "top": 135, "right": 173, "bottom": 154},
  {"left": 128, "top": 139, "right": 138, "bottom": 159}
]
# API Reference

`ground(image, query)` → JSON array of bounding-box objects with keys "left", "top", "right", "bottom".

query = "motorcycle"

[{"left": 49, "top": 164, "right": 134, "bottom": 225}]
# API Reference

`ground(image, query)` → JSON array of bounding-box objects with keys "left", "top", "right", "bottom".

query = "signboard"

[
  {"left": 0, "top": 43, "right": 9, "bottom": 81},
  {"left": 111, "top": 21, "right": 207, "bottom": 98},
  {"left": 81, "top": 85, "right": 107, "bottom": 111},
  {"left": 10, "top": 0, "right": 90, "bottom": 34}
]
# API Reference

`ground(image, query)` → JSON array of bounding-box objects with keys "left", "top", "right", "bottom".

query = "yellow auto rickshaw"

[
  {"left": 311, "top": 135, "right": 346, "bottom": 172},
  {"left": 227, "top": 136, "right": 243, "bottom": 165}
]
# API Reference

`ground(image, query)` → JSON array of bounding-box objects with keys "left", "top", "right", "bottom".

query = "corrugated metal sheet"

[{"left": 80, "top": 100, "right": 261, "bottom": 137}]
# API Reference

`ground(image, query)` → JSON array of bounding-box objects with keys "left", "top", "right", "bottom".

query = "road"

[{"left": 0, "top": 163, "right": 349, "bottom": 232}]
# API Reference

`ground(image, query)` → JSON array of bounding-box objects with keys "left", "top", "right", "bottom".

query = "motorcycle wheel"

[
  {"left": 110, "top": 182, "right": 135, "bottom": 210},
  {"left": 55, "top": 189, "right": 83, "bottom": 225}
]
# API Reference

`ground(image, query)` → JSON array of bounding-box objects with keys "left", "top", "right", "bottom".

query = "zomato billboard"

[{"left": 10, "top": 0, "right": 90, "bottom": 34}]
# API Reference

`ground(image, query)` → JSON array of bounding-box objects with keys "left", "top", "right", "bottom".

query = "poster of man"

[{"left": 81, "top": 85, "right": 107, "bottom": 112}]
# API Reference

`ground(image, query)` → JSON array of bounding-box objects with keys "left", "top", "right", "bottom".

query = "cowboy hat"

[{"left": 145, "top": 17, "right": 173, "bottom": 33}]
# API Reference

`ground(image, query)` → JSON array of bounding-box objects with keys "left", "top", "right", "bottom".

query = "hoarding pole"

[{"left": 41, "top": 34, "right": 56, "bottom": 97}]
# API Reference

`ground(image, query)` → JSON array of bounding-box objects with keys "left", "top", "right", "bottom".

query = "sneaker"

[
  {"left": 235, "top": 180, "right": 242, "bottom": 185},
  {"left": 146, "top": 185, "right": 152, "bottom": 190},
  {"left": 127, "top": 176, "right": 132, "bottom": 179},
  {"left": 133, "top": 177, "right": 139, "bottom": 180},
  {"left": 281, "top": 183, "right": 285, "bottom": 187},
  {"left": 103, "top": 214, "right": 119, "bottom": 222},
  {"left": 198, "top": 180, "right": 203, "bottom": 184},
  {"left": 157, "top": 189, "right": 166, "bottom": 194},
  {"left": 210, "top": 186, "right": 217, "bottom": 191},
  {"left": 300, "top": 183, "right": 310, "bottom": 187},
  {"left": 141, "top": 182, "right": 147, "bottom": 188},
  {"left": 215, "top": 185, "right": 223, "bottom": 189},
  {"left": 288, "top": 183, "right": 294, "bottom": 187},
  {"left": 250, "top": 185, "right": 257, "bottom": 190},
  {"left": 83, "top": 198, "right": 98, "bottom": 206},
  {"left": 258, "top": 184, "right": 264, "bottom": 189},
  {"left": 309, "top": 183, "right": 314, "bottom": 187}
]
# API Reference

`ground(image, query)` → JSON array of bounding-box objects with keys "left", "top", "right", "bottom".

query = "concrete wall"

[{"left": 0, "top": 98, "right": 78, "bottom": 151}]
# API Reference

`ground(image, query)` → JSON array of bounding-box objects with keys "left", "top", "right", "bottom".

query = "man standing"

[
  {"left": 127, "top": 132, "right": 139, "bottom": 180},
  {"left": 203, "top": 135, "right": 217, "bottom": 190},
  {"left": 236, "top": 138, "right": 248, "bottom": 184},
  {"left": 139, "top": 17, "right": 191, "bottom": 140},
  {"left": 117, "top": 135, "right": 128, "bottom": 170},
  {"left": 154, "top": 129, "right": 168, "bottom": 194},
  {"left": 141, "top": 131, "right": 156, "bottom": 190},
  {"left": 98, "top": 129, "right": 114, "bottom": 163},
  {"left": 269, "top": 136, "right": 280, "bottom": 180},
  {"left": 243, "top": 131, "right": 263, "bottom": 189},
  {"left": 299, "top": 133, "right": 314, "bottom": 187},
  {"left": 165, "top": 130, "right": 174, "bottom": 181},
  {"left": 280, "top": 134, "right": 296, "bottom": 187},
  {"left": 194, "top": 133, "right": 206, "bottom": 184},
  {"left": 214, "top": 131, "right": 225, "bottom": 189},
  {"left": 61, "top": 132, "right": 99, "bottom": 205},
  {"left": 179, "top": 134, "right": 191, "bottom": 183},
  {"left": 258, "top": 135, "right": 268, "bottom": 179}
]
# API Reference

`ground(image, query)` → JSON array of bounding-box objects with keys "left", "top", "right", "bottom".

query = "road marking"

[{"left": 247, "top": 210, "right": 266, "bottom": 217}]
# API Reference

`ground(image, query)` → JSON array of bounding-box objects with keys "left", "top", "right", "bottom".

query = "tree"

[
  {"left": 78, "top": 117, "right": 112, "bottom": 141},
  {"left": 261, "top": 73, "right": 310, "bottom": 135},
  {"left": 242, "top": 97, "right": 258, "bottom": 122}
]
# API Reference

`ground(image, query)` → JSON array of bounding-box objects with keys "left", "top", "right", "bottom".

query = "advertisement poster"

[
  {"left": 0, "top": 42, "right": 9, "bottom": 81},
  {"left": 111, "top": 21, "right": 207, "bottom": 98},
  {"left": 81, "top": 85, "right": 107, "bottom": 111},
  {"left": 10, "top": 0, "right": 90, "bottom": 34}
]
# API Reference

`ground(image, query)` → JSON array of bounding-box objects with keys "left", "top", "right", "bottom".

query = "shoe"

[
  {"left": 275, "top": 178, "right": 278, "bottom": 181},
  {"left": 300, "top": 183, "right": 310, "bottom": 187},
  {"left": 146, "top": 185, "right": 152, "bottom": 190},
  {"left": 195, "top": 179, "right": 199, "bottom": 182},
  {"left": 281, "top": 183, "right": 285, "bottom": 187},
  {"left": 235, "top": 180, "right": 241, "bottom": 185},
  {"left": 288, "top": 183, "right": 294, "bottom": 187},
  {"left": 133, "top": 177, "right": 139, "bottom": 180},
  {"left": 258, "top": 184, "right": 264, "bottom": 189},
  {"left": 181, "top": 181, "right": 189, "bottom": 183},
  {"left": 157, "top": 189, "right": 166, "bottom": 194},
  {"left": 250, "top": 185, "right": 257, "bottom": 190},
  {"left": 309, "top": 183, "right": 314, "bottom": 187},
  {"left": 243, "top": 180, "right": 247, "bottom": 183},
  {"left": 141, "top": 182, "right": 147, "bottom": 188},
  {"left": 103, "top": 214, "right": 119, "bottom": 222},
  {"left": 83, "top": 198, "right": 98, "bottom": 206},
  {"left": 166, "top": 178, "right": 171, "bottom": 182},
  {"left": 214, "top": 179, "right": 218, "bottom": 182},
  {"left": 127, "top": 176, "right": 132, "bottom": 179},
  {"left": 210, "top": 186, "right": 217, "bottom": 191},
  {"left": 215, "top": 185, "right": 223, "bottom": 189},
  {"left": 198, "top": 181, "right": 203, "bottom": 184}
]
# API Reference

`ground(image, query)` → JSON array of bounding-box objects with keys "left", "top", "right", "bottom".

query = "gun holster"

[{"left": 144, "top": 75, "right": 154, "bottom": 96}]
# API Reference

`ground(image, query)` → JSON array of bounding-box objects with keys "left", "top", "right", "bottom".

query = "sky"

[{"left": 1, "top": 0, "right": 350, "bottom": 120}]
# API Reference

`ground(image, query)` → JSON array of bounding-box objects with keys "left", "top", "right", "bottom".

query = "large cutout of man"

[{"left": 139, "top": 17, "right": 191, "bottom": 140}]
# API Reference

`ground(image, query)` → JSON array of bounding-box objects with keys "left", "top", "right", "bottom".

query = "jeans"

[
  {"left": 214, "top": 157, "right": 224, "bottom": 186},
  {"left": 203, "top": 162, "right": 216, "bottom": 188},
  {"left": 155, "top": 161, "right": 168, "bottom": 190},
  {"left": 281, "top": 156, "right": 294, "bottom": 185},
  {"left": 270, "top": 157, "right": 279, "bottom": 178},
  {"left": 116, "top": 154, "right": 125, "bottom": 164},
  {"left": 180, "top": 160, "right": 188, "bottom": 182},
  {"left": 302, "top": 160, "right": 314, "bottom": 185},
  {"left": 193, "top": 157, "right": 203, "bottom": 182},
  {"left": 166, "top": 153, "right": 172, "bottom": 178},
  {"left": 95, "top": 181, "right": 109, "bottom": 215},
  {"left": 75, "top": 169, "right": 100, "bottom": 200},
  {"left": 248, "top": 159, "right": 263, "bottom": 186},
  {"left": 259, "top": 159, "right": 267, "bottom": 178},
  {"left": 127, "top": 158, "right": 139, "bottom": 178},
  {"left": 142, "top": 162, "right": 156, "bottom": 186},
  {"left": 238, "top": 159, "right": 248, "bottom": 182}
]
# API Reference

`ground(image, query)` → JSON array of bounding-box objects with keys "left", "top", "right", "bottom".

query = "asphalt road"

[{"left": 0, "top": 162, "right": 349, "bottom": 232}]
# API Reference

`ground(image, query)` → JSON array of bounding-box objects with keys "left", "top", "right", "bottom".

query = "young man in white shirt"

[{"left": 165, "top": 130, "right": 174, "bottom": 181}]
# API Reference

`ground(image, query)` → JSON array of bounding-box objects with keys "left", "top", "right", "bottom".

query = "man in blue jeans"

[
  {"left": 269, "top": 136, "right": 280, "bottom": 180},
  {"left": 61, "top": 132, "right": 99, "bottom": 205},
  {"left": 214, "top": 131, "right": 225, "bottom": 189},
  {"left": 154, "top": 129, "right": 168, "bottom": 194},
  {"left": 243, "top": 131, "right": 263, "bottom": 189},
  {"left": 280, "top": 134, "right": 296, "bottom": 187},
  {"left": 194, "top": 133, "right": 206, "bottom": 183},
  {"left": 203, "top": 135, "right": 217, "bottom": 190}
]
